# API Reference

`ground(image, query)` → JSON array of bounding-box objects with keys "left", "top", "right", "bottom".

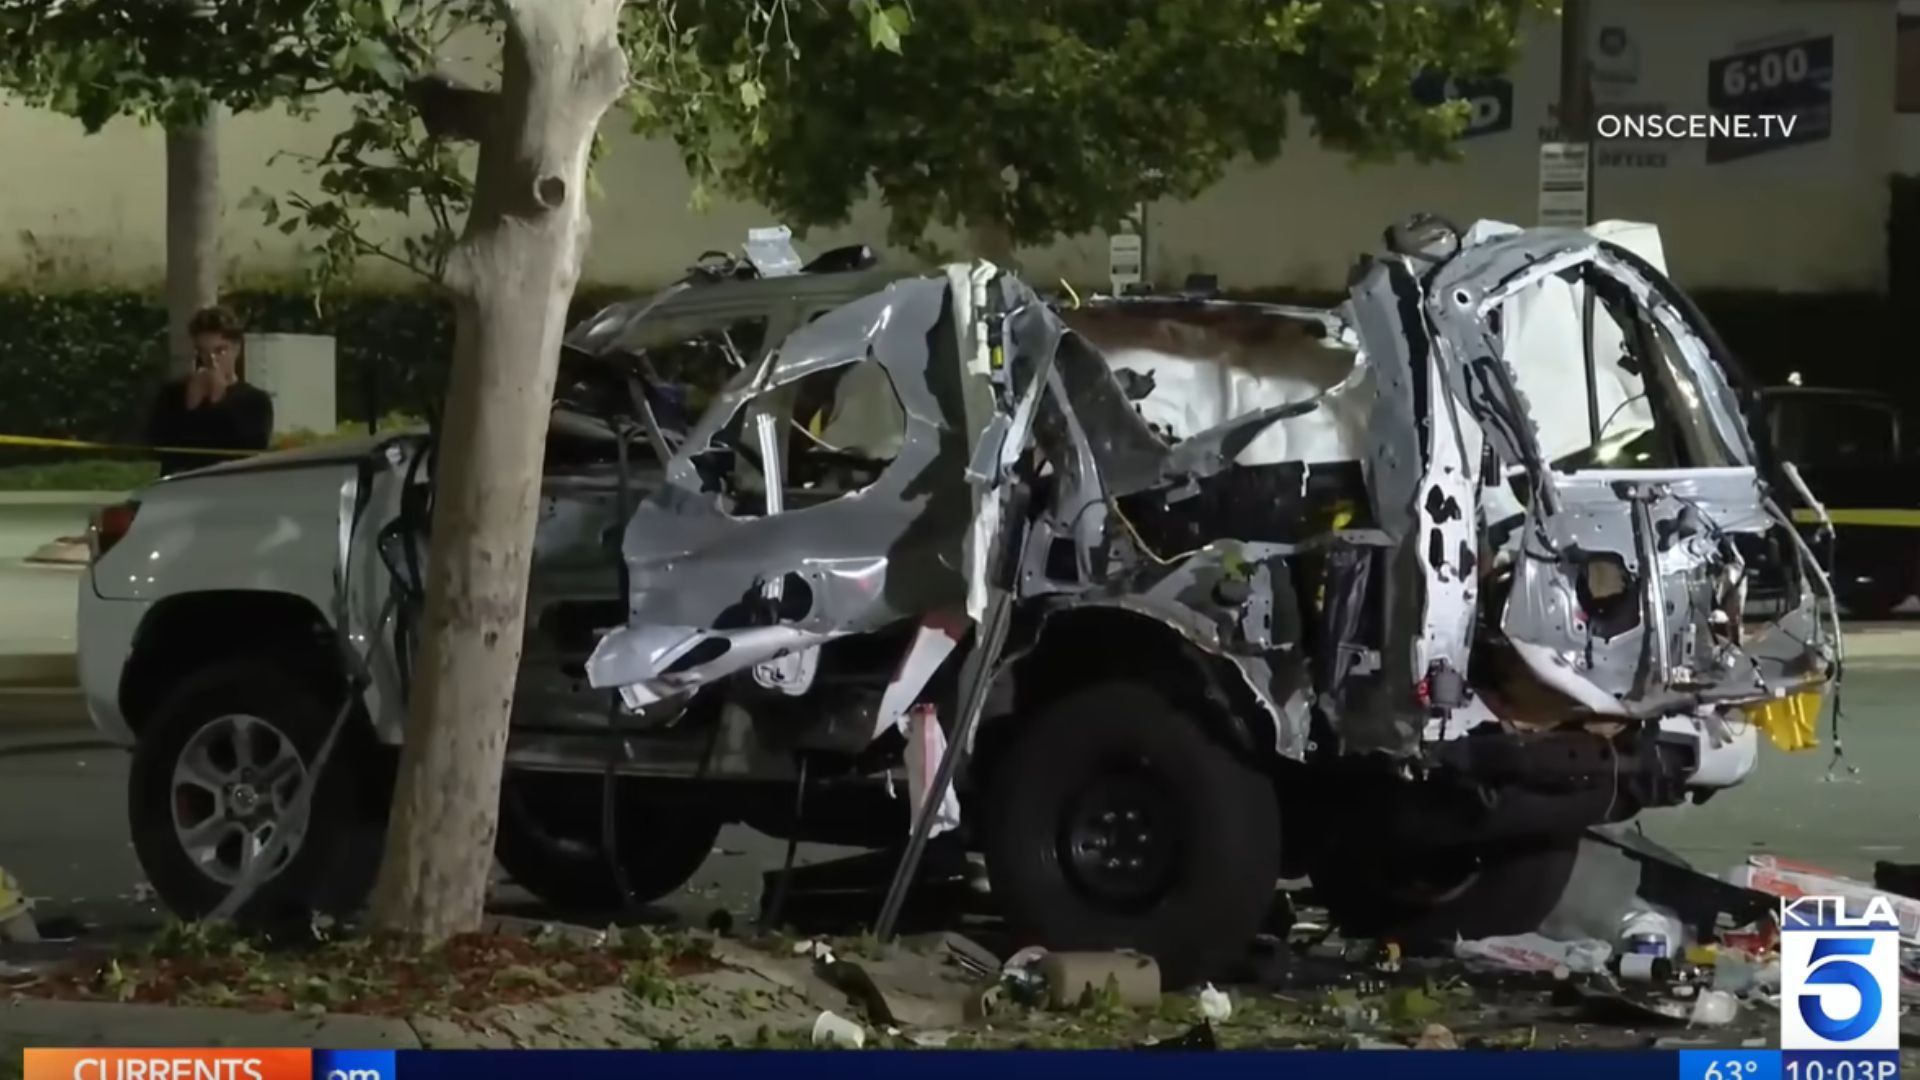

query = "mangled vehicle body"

[
  {"left": 79, "top": 220, "right": 1837, "bottom": 986},
  {"left": 565, "top": 218, "right": 1836, "bottom": 975}
]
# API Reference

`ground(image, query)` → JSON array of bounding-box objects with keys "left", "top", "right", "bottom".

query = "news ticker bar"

[{"left": 16, "top": 1048, "right": 1907, "bottom": 1080}]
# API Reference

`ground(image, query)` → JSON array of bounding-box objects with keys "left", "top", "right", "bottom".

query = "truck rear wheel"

[
  {"left": 982, "top": 682, "right": 1281, "bottom": 988},
  {"left": 494, "top": 771, "right": 721, "bottom": 913}
]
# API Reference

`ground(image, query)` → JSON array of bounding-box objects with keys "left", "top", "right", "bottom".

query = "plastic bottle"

[
  {"left": 1611, "top": 952, "right": 1675, "bottom": 984},
  {"left": 1617, "top": 904, "right": 1685, "bottom": 959}
]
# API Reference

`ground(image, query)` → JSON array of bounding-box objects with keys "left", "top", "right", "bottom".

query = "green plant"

[
  {"left": 272, "top": 413, "right": 426, "bottom": 451},
  {"left": 0, "top": 459, "right": 159, "bottom": 492}
]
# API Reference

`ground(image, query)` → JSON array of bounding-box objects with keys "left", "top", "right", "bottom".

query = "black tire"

[
  {"left": 493, "top": 771, "right": 721, "bottom": 912},
  {"left": 128, "top": 657, "right": 385, "bottom": 925},
  {"left": 1312, "top": 838, "right": 1580, "bottom": 946},
  {"left": 981, "top": 681, "right": 1281, "bottom": 988}
]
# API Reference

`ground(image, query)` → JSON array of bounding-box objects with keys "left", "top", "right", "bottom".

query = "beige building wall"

[{"left": 0, "top": 0, "right": 1896, "bottom": 296}]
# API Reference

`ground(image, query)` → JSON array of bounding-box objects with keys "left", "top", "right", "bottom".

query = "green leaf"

[
  {"left": 866, "top": 5, "right": 903, "bottom": 54},
  {"left": 738, "top": 78, "right": 764, "bottom": 110}
]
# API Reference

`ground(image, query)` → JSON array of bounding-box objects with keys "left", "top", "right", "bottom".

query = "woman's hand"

[{"left": 184, "top": 364, "right": 235, "bottom": 409}]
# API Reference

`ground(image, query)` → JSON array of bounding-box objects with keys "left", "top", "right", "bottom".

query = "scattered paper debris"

[
  {"left": 1734, "top": 855, "right": 1920, "bottom": 943},
  {"left": 1455, "top": 933, "right": 1612, "bottom": 975}
]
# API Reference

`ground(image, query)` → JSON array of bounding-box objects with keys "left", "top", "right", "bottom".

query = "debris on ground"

[
  {"left": 1197, "top": 983, "right": 1232, "bottom": 1022},
  {"left": 1454, "top": 933, "right": 1610, "bottom": 975},
  {"left": 5, "top": 835, "right": 1870, "bottom": 1052},
  {"left": 1034, "top": 951, "right": 1161, "bottom": 1011},
  {"left": 1415, "top": 1022, "right": 1459, "bottom": 1049},
  {"left": 1738, "top": 854, "right": 1920, "bottom": 941},
  {"left": 1690, "top": 989, "right": 1739, "bottom": 1027},
  {"left": 810, "top": 1009, "right": 866, "bottom": 1048},
  {"left": 1140, "top": 1021, "right": 1217, "bottom": 1050}
]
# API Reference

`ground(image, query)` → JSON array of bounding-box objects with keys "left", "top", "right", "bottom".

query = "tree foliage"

[
  {"left": 0, "top": 0, "right": 441, "bottom": 127},
  {"left": 5, "top": 0, "right": 1557, "bottom": 282},
  {"left": 0, "top": 0, "right": 484, "bottom": 289},
  {"left": 638, "top": 0, "right": 1556, "bottom": 252}
]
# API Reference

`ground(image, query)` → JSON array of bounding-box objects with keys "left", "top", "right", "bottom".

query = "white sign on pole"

[
  {"left": 1108, "top": 232, "right": 1143, "bottom": 294},
  {"left": 1537, "top": 142, "right": 1592, "bottom": 228}
]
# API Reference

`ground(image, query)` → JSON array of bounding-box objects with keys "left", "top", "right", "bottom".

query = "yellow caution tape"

[
  {"left": 1791, "top": 507, "right": 1920, "bottom": 529},
  {"left": 1743, "top": 688, "right": 1824, "bottom": 753},
  {"left": 0, "top": 433, "right": 252, "bottom": 458}
]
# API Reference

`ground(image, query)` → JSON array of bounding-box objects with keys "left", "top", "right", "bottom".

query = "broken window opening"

[
  {"left": 628, "top": 316, "right": 770, "bottom": 413},
  {"left": 692, "top": 355, "right": 907, "bottom": 518},
  {"left": 1499, "top": 264, "right": 1733, "bottom": 473}
]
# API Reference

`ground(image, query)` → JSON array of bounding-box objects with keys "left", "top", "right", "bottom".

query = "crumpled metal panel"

[
  {"left": 1033, "top": 541, "right": 1315, "bottom": 760},
  {"left": 581, "top": 264, "right": 1355, "bottom": 758},
  {"left": 1409, "top": 226, "right": 1831, "bottom": 734},
  {"left": 584, "top": 276, "right": 975, "bottom": 700}
]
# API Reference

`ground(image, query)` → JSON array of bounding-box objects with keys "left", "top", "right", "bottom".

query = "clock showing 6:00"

[{"left": 1705, "top": 34, "right": 1833, "bottom": 162}]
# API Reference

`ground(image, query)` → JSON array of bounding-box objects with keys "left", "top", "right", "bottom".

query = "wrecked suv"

[{"left": 77, "top": 219, "right": 1837, "bottom": 985}]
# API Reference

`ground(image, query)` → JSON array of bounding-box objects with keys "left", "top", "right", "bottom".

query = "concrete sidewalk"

[{"left": 0, "top": 999, "right": 421, "bottom": 1053}]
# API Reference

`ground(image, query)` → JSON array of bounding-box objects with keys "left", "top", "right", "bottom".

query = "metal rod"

[
  {"left": 1583, "top": 286, "right": 1602, "bottom": 444},
  {"left": 873, "top": 586, "right": 1013, "bottom": 941},
  {"left": 760, "top": 754, "right": 810, "bottom": 933},
  {"left": 1629, "top": 489, "right": 1672, "bottom": 691}
]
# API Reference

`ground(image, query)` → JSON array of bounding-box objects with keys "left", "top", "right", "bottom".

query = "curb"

[
  {"left": 0, "top": 656, "right": 75, "bottom": 691},
  {"left": 0, "top": 999, "right": 421, "bottom": 1051}
]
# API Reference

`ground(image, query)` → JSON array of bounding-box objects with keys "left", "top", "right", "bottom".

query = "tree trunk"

[
  {"left": 165, "top": 115, "right": 221, "bottom": 377},
  {"left": 367, "top": 0, "right": 630, "bottom": 942}
]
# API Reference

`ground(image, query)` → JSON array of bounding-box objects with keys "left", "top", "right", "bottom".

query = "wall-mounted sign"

[
  {"left": 1705, "top": 34, "right": 1833, "bottom": 163},
  {"left": 1538, "top": 142, "right": 1592, "bottom": 228},
  {"left": 1589, "top": 24, "right": 1643, "bottom": 101},
  {"left": 1413, "top": 71, "right": 1514, "bottom": 138},
  {"left": 1108, "top": 233, "right": 1143, "bottom": 294}
]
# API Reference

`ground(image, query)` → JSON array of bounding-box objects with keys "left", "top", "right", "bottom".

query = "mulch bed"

[{"left": 15, "top": 924, "right": 721, "bottom": 1018}]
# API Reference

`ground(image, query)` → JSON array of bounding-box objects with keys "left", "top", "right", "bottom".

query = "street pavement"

[
  {"left": 1, "top": 659, "right": 1916, "bottom": 937},
  {"left": 0, "top": 693, "right": 835, "bottom": 936}
]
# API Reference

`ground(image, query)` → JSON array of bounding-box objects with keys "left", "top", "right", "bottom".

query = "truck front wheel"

[
  {"left": 981, "top": 682, "right": 1281, "bottom": 988},
  {"left": 127, "top": 657, "right": 386, "bottom": 926}
]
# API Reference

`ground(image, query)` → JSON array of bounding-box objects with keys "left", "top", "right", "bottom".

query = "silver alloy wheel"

[{"left": 169, "top": 713, "right": 310, "bottom": 887}]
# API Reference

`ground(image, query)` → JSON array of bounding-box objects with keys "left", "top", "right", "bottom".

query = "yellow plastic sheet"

[{"left": 1744, "top": 688, "right": 1825, "bottom": 752}]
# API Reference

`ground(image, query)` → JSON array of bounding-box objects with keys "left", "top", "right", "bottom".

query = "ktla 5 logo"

[{"left": 1780, "top": 894, "right": 1902, "bottom": 1051}]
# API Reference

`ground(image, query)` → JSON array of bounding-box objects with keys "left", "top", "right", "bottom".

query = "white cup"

[{"left": 811, "top": 1010, "right": 866, "bottom": 1049}]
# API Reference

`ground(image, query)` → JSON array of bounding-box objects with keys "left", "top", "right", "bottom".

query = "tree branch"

[{"left": 405, "top": 74, "right": 497, "bottom": 142}]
